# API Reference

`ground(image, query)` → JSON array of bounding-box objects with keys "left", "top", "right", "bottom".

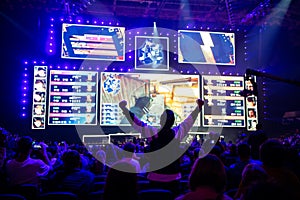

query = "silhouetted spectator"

[
  {"left": 5, "top": 136, "right": 51, "bottom": 186},
  {"left": 247, "top": 124, "right": 267, "bottom": 160},
  {"left": 48, "top": 150, "right": 94, "bottom": 199},
  {"left": 260, "top": 139, "right": 300, "bottom": 199},
  {"left": 227, "top": 143, "right": 262, "bottom": 190},
  {"left": 115, "top": 142, "right": 141, "bottom": 173},
  {"left": 241, "top": 179, "right": 298, "bottom": 200},
  {"left": 104, "top": 161, "right": 138, "bottom": 200},
  {"left": 175, "top": 154, "right": 232, "bottom": 200},
  {"left": 119, "top": 99, "right": 204, "bottom": 196},
  {"left": 234, "top": 163, "right": 269, "bottom": 199}
]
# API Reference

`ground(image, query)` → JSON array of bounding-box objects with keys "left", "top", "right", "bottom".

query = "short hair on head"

[
  {"left": 17, "top": 136, "right": 33, "bottom": 153},
  {"left": 160, "top": 109, "right": 175, "bottom": 128},
  {"left": 189, "top": 154, "right": 226, "bottom": 193},
  {"left": 104, "top": 161, "right": 138, "bottom": 200},
  {"left": 242, "top": 180, "right": 293, "bottom": 200},
  {"left": 123, "top": 142, "right": 135, "bottom": 153},
  {"left": 62, "top": 150, "right": 81, "bottom": 169},
  {"left": 241, "top": 163, "right": 268, "bottom": 187},
  {"left": 237, "top": 142, "right": 251, "bottom": 157},
  {"left": 260, "top": 139, "right": 285, "bottom": 167}
]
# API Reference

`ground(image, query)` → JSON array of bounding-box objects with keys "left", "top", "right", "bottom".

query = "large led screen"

[
  {"left": 48, "top": 70, "right": 98, "bottom": 125},
  {"left": 202, "top": 75, "right": 245, "bottom": 127},
  {"left": 61, "top": 23, "right": 125, "bottom": 61},
  {"left": 100, "top": 72, "right": 200, "bottom": 126},
  {"left": 178, "top": 30, "right": 235, "bottom": 65}
]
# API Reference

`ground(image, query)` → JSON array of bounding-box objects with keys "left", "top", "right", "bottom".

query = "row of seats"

[
  {"left": 0, "top": 189, "right": 175, "bottom": 200},
  {"left": 91, "top": 179, "right": 189, "bottom": 192},
  {"left": 0, "top": 180, "right": 189, "bottom": 200}
]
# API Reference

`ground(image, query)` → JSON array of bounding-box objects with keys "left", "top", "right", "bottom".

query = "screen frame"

[
  {"left": 61, "top": 23, "right": 126, "bottom": 61},
  {"left": 201, "top": 75, "right": 246, "bottom": 128},
  {"left": 178, "top": 30, "right": 235, "bottom": 66},
  {"left": 47, "top": 70, "right": 98, "bottom": 126}
]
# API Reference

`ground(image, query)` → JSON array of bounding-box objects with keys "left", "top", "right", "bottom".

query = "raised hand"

[
  {"left": 196, "top": 99, "right": 204, "bottom": 108},
  {"left": 119, "top": 100, "right": 128, "bottom": 109}
]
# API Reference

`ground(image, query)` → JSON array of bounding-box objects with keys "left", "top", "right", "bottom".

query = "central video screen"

[{"left": 100, "top": 72, "right": 200, "bottom": 126}]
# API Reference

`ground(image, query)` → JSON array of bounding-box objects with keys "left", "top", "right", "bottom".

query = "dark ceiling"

[{"left": 1, "top": 0, "right": 300, "bottom": 30}]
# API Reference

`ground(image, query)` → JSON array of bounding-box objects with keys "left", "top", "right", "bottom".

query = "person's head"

[
  {"left": 87, "top": 73, "right": 93, "bottom": 81},
  {"left": 85, "top": 114, "right": 92, "bottom": 123},
  {"left": 34, "top": 93, "right": 44, "bottom": 102},
  {"left": 123, "top": 142, "right": 135, "bottom": 158},
  {"left": 134, "top": 96, "right": 151, "bottom": 109},
  {"left": 210, "top": 145, "right": 223, "bottom": 158},
  {"left": 17, "top": 136, "right": 33, "bottom": 155},
  {"left": 189, "top": 154, "right": 227, "bottom": 193},
  {"left": 86, "top": 84, "right": 92, "bottom": 92},
  {"left": 104, "top": 161, "right": 138, "bottom": 200},
  {"left": 193, "top": 147, "right": 204, "bottom": 160},
  {"left": 37, "top": 67, "right": 46, "bottom": 77},
  {"left": 248, "top": 109, "right": 256, "bottom": 118},
  {"left": 35, "top": 80, "right": 46, "bottom": 91},
  {"left": 247, "top": 97, "right": 256, "bottom": 106},
  {"left": 86, "top": 94, "right": 92, "bottom": 102},
  {"left": 86, "top": 104, "right": 92, "bottom": 112},
  {"left": 47, "top": 145, "right": 58, "bottom": 158},
  {"left": 33, "top": 118, "right": 43, "bottom": 128},
  {"left": 241, "top": 179, "right": 294, "bottom": 200},
  {"left": 260, "top": 139, "right": 285, "bottom": 168},
  {"left": 62, "top": 150, "right": 81, "bottom": 169},
  {"left": 240, "top": 163, "right": 269, "bottom": 188},
  {"left": 160, "top": 109, "right": 175, "bottom": 128},
  {"left": 34, "top": 105, "right": 43, "bottom": 115},
  {"left": 237, "top": 143, "right": 251, "bottom": 159}
]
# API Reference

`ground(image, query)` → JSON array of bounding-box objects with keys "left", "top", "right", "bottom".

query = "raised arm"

[
  {"left": 119, "top": 100, "right": 157, "bottom": 138},
  {"left": 174, "top": 99, "right": 204, "bottom": 141}
]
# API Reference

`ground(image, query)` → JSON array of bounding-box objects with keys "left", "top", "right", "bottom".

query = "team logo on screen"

[{"left": 103, "top": 73, "right": 121, "bottom": 95}]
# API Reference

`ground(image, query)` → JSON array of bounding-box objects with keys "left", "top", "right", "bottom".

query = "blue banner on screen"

[
  {"left": 61, "top": 23, "right": 125, "bottom": 61},
  {"left": 48, "top": 70, "right": 98, "bottom": 125},
  {"left": 178, "top": 30, "right": 235, "bottom": 65}
]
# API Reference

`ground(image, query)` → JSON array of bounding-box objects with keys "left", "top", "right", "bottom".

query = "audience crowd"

[{"left": 1, "top": 126, "right": 300, "bottom": 200}]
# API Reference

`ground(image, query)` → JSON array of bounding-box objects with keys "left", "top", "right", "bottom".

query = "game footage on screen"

[{"left": 100, "top": 72, "right": 200, "bottom": 126}]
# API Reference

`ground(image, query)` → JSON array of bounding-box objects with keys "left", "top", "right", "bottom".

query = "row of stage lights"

[
  {"left": 47, "top": 16, "right": 249, "bottom": 56},
  {"left": 23, "top": 60, "right": 243, "bottom": 74},
  {"left": 50, "top": 17, "right": 247, "bottom": 32}
]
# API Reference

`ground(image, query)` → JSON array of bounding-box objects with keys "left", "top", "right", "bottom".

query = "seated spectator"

[
  {"left": 47, "top": 145, "right": 63, "bottom": 171},
  {"left": 259, "top": 139, "right": 300, "bottom": 199},
  {"left": 221, "top": 143, "right": 238, "bottom": 167},
  {"left": 227, "top": 143, "right": 262, "bottom": 190},
  {"left": 234, "top": 163, "right": 269, "bottom": 200},
  {"left": 5, "top": 136, "right": 51, "bottom": 186},
  {"left": 175, "top": 154, "right": 232, "bottom": 200},
  {"left": 104, "top": 161, "right": 138, "bottom": 200},
  {"left": 247, "top": 125, "right": 268, "bottom": 160},
  {"left": 115, "top": 142, "right": 141, "bottom": 173},
  {"left": 241, "top": 179, "right": 298, "bottom": 200},
  {"left": 90, "top": 146, "right": 106, "bottom": 175},
  {"left": 48, "top": 150, "right": 94, "bottom": 199}
]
